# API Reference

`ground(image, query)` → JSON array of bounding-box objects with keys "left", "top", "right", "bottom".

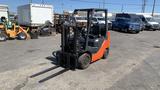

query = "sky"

[{"left": 0, "top": 0, "right": 160, "bottom": 13}]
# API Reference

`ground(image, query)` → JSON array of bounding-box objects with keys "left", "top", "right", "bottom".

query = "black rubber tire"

[
  {"left": 0, "top": 33, "right": 7, "bottom": 41},
  {"left": 17, "top": 32, "right": 27, "bottom": 40},
  {"left": 102, "top": 48, "right": 109, "bottom": 59},
  {"left": 78, "top": 53, "right": 91, "bottom": 69},
  {"left": 135, "top": 31, "right": 140, "bottom": 34},
  {"left": 131, "top": 30, "right": 140, "bottom": 34},
  {"left": 30, "top": 31, "right": 38, "bottom": 39}
]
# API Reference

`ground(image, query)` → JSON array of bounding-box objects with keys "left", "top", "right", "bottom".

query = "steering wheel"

[{"left": 88, "top": 34, "right": 96, "bottom": 39}]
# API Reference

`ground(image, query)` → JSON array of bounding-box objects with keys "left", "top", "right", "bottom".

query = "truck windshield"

[
  {"left": 130, "top": 18, "right": 141, "bottom": 23},
  {"left": 116, "top": 18, "right": 130, "bottom": 22},
  {"left": 146, "top": 17, "right": 155, "bottom": 22},
  {"left": 116, "top": 18, "right": 140, "bottom": 23}
]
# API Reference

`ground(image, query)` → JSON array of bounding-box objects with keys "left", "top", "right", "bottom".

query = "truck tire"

[
  {"left": 17, "top": 32, "right": 27, "bottom": 40},
  {"left": 136, "top": 31, "right": 140, "bottom": 33},
  {"left": 102, "top": 48, "right": 109, "bottom": 59},
  {"left": 30, "top": 31, "right": 38, "bottom": 39},
  {"left": 131, "top": 30, "right": 140, "bottom": 34},
  {"left": 0, "top": 33, "right": 7, "bottom": 41},
  {"left": 78, "top": 53, "right": 91, "bottom": 69}
]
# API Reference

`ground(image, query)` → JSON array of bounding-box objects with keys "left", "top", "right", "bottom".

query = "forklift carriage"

[{"left": 55, "top": 8, "right": 110, "bottom": 70}]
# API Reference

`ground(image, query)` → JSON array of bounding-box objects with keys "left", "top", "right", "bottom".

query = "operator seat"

[{"left": 87, "top": 24, "right": 105, "bottom": 53}]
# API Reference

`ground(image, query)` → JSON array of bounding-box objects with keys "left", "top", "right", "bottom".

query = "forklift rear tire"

[
  {"left": 17, "top": 32, "right": 27, "bottom": 40},
  {"left": 0, "top": 33, "right": 7, "bottom": 41},
  {"left": 78, "top": 53, "right": 91, "bottom": 69},
  {"left": 102, "top": 48, "right": 109, "bottom": 59}
]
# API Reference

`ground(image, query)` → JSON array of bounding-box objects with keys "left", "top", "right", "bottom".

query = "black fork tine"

[
  {"left": 30, "top": 65, "right": 60, "bottom": 78},
  {"left": 39, "top": 68, "right": 69, "bottom": 83}
]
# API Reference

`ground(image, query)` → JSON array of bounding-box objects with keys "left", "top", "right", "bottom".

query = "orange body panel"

[
  {"left": 91, "top": 31, "right": 110, "bottom": 62},
  {"left": 0, "top": 25, "right": 4, "bottom": 29},
  {"left": 6, "top": 30, "right": 17, "bottom": 38}
]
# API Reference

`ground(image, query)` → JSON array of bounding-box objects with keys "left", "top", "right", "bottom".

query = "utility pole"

[
  {"left": 152, "top": 0, "right": 156, "bottom": 16},
  {"left": 121, "top": 4, "right": 124, "bottom": 12},
  {"left": 61, "top": 1, "right": 64, "bottom": 14},
  {"left": 99, "top": 2, "right": 101, "bottom": 8},
  {"left": 42, "top": 0, "right": 44, "bottom": 4},
  {"left": 29, "top": 0, "right": 32, "bottom": 3},
  {"left": 142, "top": 0, "right": 146, "bottom": 13},
  {"left": 103, "top": 0, "right": 105, "bottom": 9}
]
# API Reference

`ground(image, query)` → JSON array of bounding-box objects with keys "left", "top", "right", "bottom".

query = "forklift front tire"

[
  {"left": 78, "top": 53, "right": 91, "bottom": 69},
  {"left": 17, "top": 32, "right": 27, "bottom": 40}
]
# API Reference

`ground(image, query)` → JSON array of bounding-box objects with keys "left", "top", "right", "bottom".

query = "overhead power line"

[{"left": 70, "top": 0, "right": 160, "bottom": 6}]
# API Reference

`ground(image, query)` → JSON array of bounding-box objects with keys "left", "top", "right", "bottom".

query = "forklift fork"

[{"left": 30, "top": 65, "right": 69, "bottom": 83}]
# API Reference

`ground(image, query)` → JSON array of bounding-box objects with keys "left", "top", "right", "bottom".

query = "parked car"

[
  {"left": 112, "top": 18, "right": 141, "bottom": 33},
  {"left": 153, "top": 17, "right": 160, "bottom": 24},
  {"left": 137, "top": 14, "right": 160, "bottom": 31},
  {"left": 92, "top": 17, "right": 112, "bottom": 30},
  {"left": 145, "top": 16, "right": 160, "bottom": 30},
  {"left": 153, "top": 15, "right": 160, "bottom": 24},
  {"left": 115, "top": 13, "right": 144, "bottom": 31}
]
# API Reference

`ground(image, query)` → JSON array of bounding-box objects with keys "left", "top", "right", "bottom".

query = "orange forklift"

[
  {"left": 55, "top": 8, "right": 110, "bottom": 70},
  {"left": 30, "top": 9, "right": 110, "bottom": 83}
]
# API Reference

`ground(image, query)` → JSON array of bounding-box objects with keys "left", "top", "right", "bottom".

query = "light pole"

[
  {"left": 61, "top": 1, "right": 64, "bottom": 13},
  {"left": 42, "top": 0, "right": 44, "bottom": 4},
  {"left": 99, "top": 2, "right": 101, "bottom": 8},
  {"left": 142, "top": 0, "right": 146, "bottom": 13},
  {"left": 121, "top": 4, "right": 124, "bottom": 12},
  {"left": 152, "top": 0, "right": 156, "bottom": 16}
]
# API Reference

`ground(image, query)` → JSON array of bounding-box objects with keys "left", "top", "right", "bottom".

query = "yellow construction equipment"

[{"left": 0, "top": 17, "right": 30, "bottom": 41}]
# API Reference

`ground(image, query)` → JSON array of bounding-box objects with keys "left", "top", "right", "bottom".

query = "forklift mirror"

[{"left": 1, "top": 17, "right": 7, "bottom": 23}]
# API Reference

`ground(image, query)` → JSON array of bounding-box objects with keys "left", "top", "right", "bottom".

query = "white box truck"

[
  {"left": 0, "top": 4, "right": 8, "bottom": 20},
  {"left": 17, "top": 3, "right": 54, "bottom": 39},
  {"left": 17, "top": 3, "right": 53, "bottom": 27}
]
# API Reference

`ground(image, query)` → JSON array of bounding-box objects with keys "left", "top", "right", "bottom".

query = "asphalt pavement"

[{"left": 0, "top": 31, "right": 160, "bottom": 90}]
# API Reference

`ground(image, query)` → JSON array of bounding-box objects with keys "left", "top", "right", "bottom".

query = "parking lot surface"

[{"left": 0, "top": 31, "right": 160, "bottom": 90}]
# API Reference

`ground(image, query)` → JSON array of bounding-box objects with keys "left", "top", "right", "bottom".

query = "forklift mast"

[
  {"left": 59, "top": 8, "right": 108, "bottom": 69},
  {"left": 61, "top": 9, "right": 108, "bottom": 52}
]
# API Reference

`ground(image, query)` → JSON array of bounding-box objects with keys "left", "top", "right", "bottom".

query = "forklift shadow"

[
  {"left": 29, "top": 54, "right": 69, "bottom": 83},
  {"left": 112, "top": 29, "right": 130, "bottom": 34}
]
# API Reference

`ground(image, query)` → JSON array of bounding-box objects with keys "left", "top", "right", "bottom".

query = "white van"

[
  {"left": 141, "top": 14, "right": 160, "bottom": 30},
  {"left": 92, "top": 17, "right": 112, "bottom": 29}
]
